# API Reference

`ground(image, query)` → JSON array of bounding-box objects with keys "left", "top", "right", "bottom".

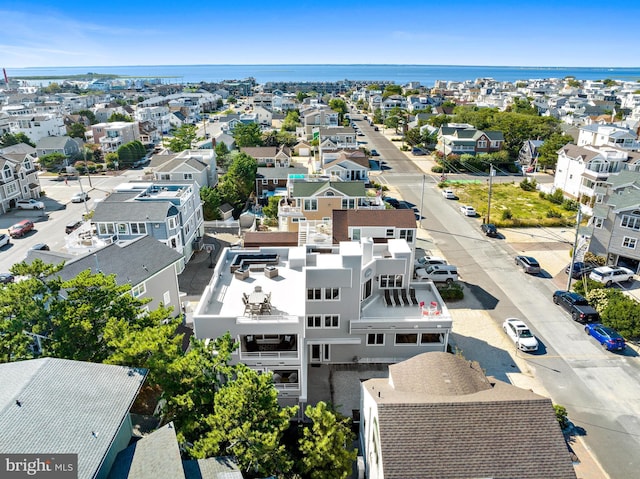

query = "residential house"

[
  {"left": 518, "top": 139, "right": 545, "bottom": 170},
  {"left": 332, "top": 209, "right": 417, "bottom": 246},
  {"left": 241, "top": 146, "right": 291, "bottom": 168},
  {"left": 278, "top": 179, "right": 384, "bottom": 233},
  {"left": 107, "top": 422, "right": 243, "bottom": 479},
  {"left": 302, "top": 108, "right": 339, "bottom": 138},
  {"left": 91, "top": 181, "right": 204, "bottom": 264},
  {"left": 320, "top": 150, "right": 370, "bottom": 182},
  {"left": 253, "top": 106, "right": 273, "bottom": 126},
  {"left": 437, "top": 124, "right": 504, "bottom": 155},
  {"left": 88, "top": 122, "right": 141, "bottom": 153},
  {"left": 0, "top": 358, "right": 148, "bottom": 479},
  {"left": 138, "top": 120, "right": 160, "bottom": 145},
  {"left": 36, "top": 135, "right": 81, "bottom": 160},
  {"left": 153, "top": 149, "right": 217, "bottom": 188},
  {"left": 380, "top": 94, "right": 407, "bottom": 113},
  {"left": 577, "top": 123, "right": 640, "bottom": 150},
  {"left": 135, "top": 105, "right": 171, "bottom": 135},
  {"left": 588, "top": 169, "right": 640, "bottom": 272},
  {"left": 0, "top": 152, "right": 41, "bottom": 213},
  {"left": 553, "top": 144, "right": 633, "bottom": 211},
  {"left": 8, "top": 113, "right": 66, "bottom": 143},
  {"left": 360, "top": 352, "right": 576, "bottom": 479},
  {"left": 256, "top": 166, "right": 308, "bottom": 200},
  {"left": 193, "top": 238, "right": 453, "bottom": 408},
  {"left": 293, "top": 140, "right": 313, "bottom": 158},
  {"left": 252, "top": 93, "right": 273, "bottom": 110},
  {"left": 50, "top": 235, "right": 185, "bottom": 314},
  {"left": 318, "top": 127, "right": 357, "bottom": 152}
]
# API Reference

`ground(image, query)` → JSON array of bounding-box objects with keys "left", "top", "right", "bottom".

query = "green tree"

[
  {"left": 382, "top": 84, "right": 402, "bottom": 99},
  {"left": 233, "top": 123, "right": 263, "bottom": 148},
  {"left": 75, "top": 109, "right": 97, "bottom": 124},
  {"left": 427, "top": 114, "right": 451, "bottom": 128},
  {"left": 262, "top": 130, "right": 279, "bottom": 147},
  {"left": 226, "top": 152, "right": 257, "bottom": 199},
  {"left": 214, "top": 141, "right": 231, "bottom": 170},
  {"left": 537, "top": 133, "right": 574, "bottom": 171},
  {"left": 276, "top": 131, "right": 297, "bottom": 148},
  {"left": 372, "top": 108, "right": 384, "bottom": 125},
  {"left": 108, "top": 112, "right": 133, "bottom": 122},
  {"left": 262, "top": 196, "right": 279, "bottom": 218},
  {"left": 282, "top": 110, "right": 301, "bottom": 132},
  {"left": 0, "top": 132, "right": 35, "bottom": 148},
  {"left": 190, "top": 365, "right": 298, "bottom": 478},
  {"left": 67, "top": 122, "right": 86, "bottom": 139},
  {"left": 404, "top": 127, "right": 424, "bottom": 146},
  {"left": 508, "top": 97, "right": 538, "bottom": 115},
  {"left": 329, "top": 98, "right": 348, "bottom": 123},
  {"left": 200, "top": 185, "right": 222, "bottom": 220},
  {"left": 38, "top": 152, "right": 67, "bottom": 170},
  {"left": 166, "top": 124, "right": 199, "bottom": 152},
  {"left": 299, "top": 402, "right": 357, "bottom": 479},
  {"left": 296, "top": 91, "right": 310, "bottom": 103}
]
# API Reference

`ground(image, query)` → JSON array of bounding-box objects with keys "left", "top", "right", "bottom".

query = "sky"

[{"left": 2, "top": 0, "right": 639, "bottom": 68}]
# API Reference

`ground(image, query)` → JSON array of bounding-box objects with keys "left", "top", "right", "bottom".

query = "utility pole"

[
  {"left": 419, "top": 175, "right": 426, "bottom": 229},
  {"left": 566, "top": 207, "right": 583, "bottom": 291},
  {"left": 486, "top": 164, "right": 495, "bottom": 224},
  {"left": 78, "top": 177, "right": 90, "bottom": 219}
]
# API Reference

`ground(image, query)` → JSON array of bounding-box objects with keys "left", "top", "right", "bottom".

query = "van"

[{"left": 415, "top": 264, "right": 458, "bottom": 284}]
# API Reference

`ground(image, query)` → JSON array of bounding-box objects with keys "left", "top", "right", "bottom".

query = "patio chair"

[
  {"left": 400, "top": 289, "right": 410, "bottom": 306},
  {"left": 384, "top": 289, "right": 392, "bottom": 307},
  {"left": 392, "top": 289, "right": 401, "bottom": 307},
  {"left": 409, "top": 288, "right": 419, "bottom": 306}
]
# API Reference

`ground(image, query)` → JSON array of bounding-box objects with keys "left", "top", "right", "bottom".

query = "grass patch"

[{"left": 452, "top": 182, "right": 576, "bottom": 227}]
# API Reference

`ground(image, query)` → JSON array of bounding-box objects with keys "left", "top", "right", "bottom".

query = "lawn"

[{"left": 445, "top": 181, "right": 578, "bottom": 227}]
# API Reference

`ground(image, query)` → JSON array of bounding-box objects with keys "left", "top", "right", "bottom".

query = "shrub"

[
  {"left": 436, "top": 282, "right": 464, "bottom": 301},
  {"left": 549, "top": 189, "right": 565, "bottom": 204},
  {"left": 562, "top": 199, "right": 579, "bottom": 211},
  {"left": 520, "top": 178, "right": 537, "bottom": 191},
  {"left": 584, "top": 252, "right": 606, "bottom": 266},
  {"left": 431, "top": 165, "right": 444, "bottom": 173},
  {"left": 546, "top": 209, "right": 562, "bottom": 218},
  {"left": 554, "top": 405, "right": 570, "bottom": 430},
  {"left": 572, "top": 277, "right": 606, "bottom": 297},
  {"left": 502, "top": 209, "right": 513, "bottom": 220}
]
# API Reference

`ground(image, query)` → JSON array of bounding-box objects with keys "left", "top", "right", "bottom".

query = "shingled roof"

[
  {"left": 332, "top": 209, "right": 416, "bottom": 243},
  {"left": 363, "top": 352, "right": 576, "bottom": 479}
]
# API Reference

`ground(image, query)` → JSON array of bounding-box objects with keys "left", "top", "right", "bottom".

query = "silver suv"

[
  {"left": 415, "top": 264, "right": 458, "bottom": 284},
  {"left": 589, "top": 266, "right": 634, "bottom": 286}
]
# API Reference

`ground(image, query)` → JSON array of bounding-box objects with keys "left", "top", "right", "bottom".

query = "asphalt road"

[{"left": 359, "top": 116, "right": 640, "bottom": 478}]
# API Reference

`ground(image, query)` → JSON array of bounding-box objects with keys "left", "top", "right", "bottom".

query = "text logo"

[{"left": 0, "top": 454, "right": 77, "bottom": 478}]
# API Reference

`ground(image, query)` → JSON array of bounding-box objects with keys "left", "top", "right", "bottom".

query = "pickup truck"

[{"left": 552, "top": 290, "right": 599, "bottom": 323}]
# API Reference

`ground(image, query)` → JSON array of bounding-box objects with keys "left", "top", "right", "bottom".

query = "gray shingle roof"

[
  {"left": 57, "top": 236, "right": 183, "bottom": 287},
  {"left": 36, "top": 135, "right": 73, "bottom": 149},
  {"left": 0, "top": 358, "right": 147, "bottom": 479},
  {"left": 363, "top": 352, "right": 576, "bottom": 479},
  {"left": 93, "top": 199, "right": 179, "bottom": 222},
  {"left": 292, "top": 181, "right": 365, "bottom": 198}
]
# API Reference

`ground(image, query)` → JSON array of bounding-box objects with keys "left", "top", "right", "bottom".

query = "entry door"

[{"left": 310, "top": 344, "right": 330, "bottom": 363}]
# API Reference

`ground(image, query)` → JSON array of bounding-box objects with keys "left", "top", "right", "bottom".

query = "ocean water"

[{"left": 6, "top": 64, "right": 640, "bottom": 86}]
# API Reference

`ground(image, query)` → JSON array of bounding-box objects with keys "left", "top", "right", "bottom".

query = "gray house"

[
  {"left": 588, "top": 169, "right": 640, "bottom": 272},
  {"left": 92, "top": 181, "right": 204, "bottom": 264},
  {"left": 36, "top": 135, "right": 81, "bottom": 159},
  {"left": 0, "top": 358, "right": 148, "bottom": 479}
]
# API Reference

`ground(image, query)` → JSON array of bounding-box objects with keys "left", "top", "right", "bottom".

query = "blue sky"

[{"left": 2, "top": 0, "right": 639, "bottom": 68}]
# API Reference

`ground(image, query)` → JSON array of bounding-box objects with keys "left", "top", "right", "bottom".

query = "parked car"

[
  {"left": 459, "top": 205, "right": 476, "bottom": 216},
  {"left": 415, "top": 264, "right": 458, "bottom": 284},
  {"left": 589, "top": 266, "right": 634, "bottom": 286},
  {"left": 565, "top": 261, "right": 597, "bottom": 279},
  {"left": 552, "top": 290, "right": 599, "bottom": 323},
  {"left": 515, "top": 255, "right": 541, "bottom": 274},
  {"left": 412, "top": 147, "right": 427, "bottom": 155},
  {"left": 584, "top": 323, "right": 626, "bottom": 351},
  {"left": 383, "top": 197, "right": 400, "bottom": 208},
  {"left": 65, "top": 220, "right": 84, "bottom": 234},
  {"left": 414, "top": 255, "right": 448, "bottom": 269},
  {"left": 71, "top": 192, "right": 89, "bottom": 203},
  {"left": 16, "top": 199, "right": 44, "bottom": 210},
  {"left": 374, "top": 126, "right": 379, "bottom": 131},
  {"left": 0, "top": 233, "right": 10, "bottom": 248},
  {"left": 29, "top": 243, "right": 50, "bottom": 251},
  {"left": 0, "top": 273, "right": 15, "bottom": 284},
  {"left": 442, "top": 189, "right": 456, "bottom": 199},
  {"left": 503, "top": 318, "right": 539, "bottom": 352},
  {"left": 370, "top": 149, "right": 380, "bottom": 156},
  {"left": 480, "top": 223, "right": 498, "bottom": 237},
  {"left": 8, "top": 220, "right": 34, "bottom": 238}
]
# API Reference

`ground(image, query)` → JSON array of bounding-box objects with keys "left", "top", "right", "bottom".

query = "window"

[
  {"left": 131, "top": 283, "right": 146, "bottom": 298},
  {"left": 117, "top": 223, "right": 128, "bottom": 235},
  {"left": 593, "top": 217, "right": 604, "bottom": 229},
  {"left": 379, "top": 274, "right": 403, "bottom": 288},
  {"left": 324, "top": 315, "right": 339, "bottom": 328},
  {"left": 325, "top": 288, "right": 340, "bottom": 300},
  {"left": 352, "top": 228, "right": 361, "bottom": 240},
  {"left": 307, "top": 288, "right": 322, "bottom": 300},
  {"left": 163, "top": 291, "right": 171, "bottom": 305},
  {"left": 159, "top": 174, "right": 170, "bottom": 180},
  {"left": 621, "top": 214, "right": 640, "bottom": 231},
  {"left": 367, "top": 333, "right": 384, "bottom": 345},
  {"left": 131, "top": 223, "right": 147, "bottom": 235},
  {"left": 2, "top": 165, "right": 11, "bottom": 180},
  {"left": 395, "top": 333, "right": 418, "bottom": 344},
  {"left": 98, "top": 223, "right": 115, "bottom": 235},
  {"left": 341, "top": 198, "right": 356, "bottom": 209},
  {"left": 622, "top": 236, "right": 637, "bottom": 249},
  {"left": 183, "top": 173, "right": 193, "bottom": 180},
  {"left": 421, "top": 333, "right": 444, "bottom": 344},
  {"left": 168, "top": 217, "right": 177, "bottom": 229},
  {"left": 304, "top": 199, "right": 318, "bottom": 211},
  {"left": 477, "top": 140, "right": 487, "bottom": 148},
  {"left": 307, "top": 315, "right": 322, "bottom": 328},
  {"left": 386, "top": 228, "right": 394, "bottom": 238},
  {"left": 6, "top": 183, "right": 17, "bottom": 194},
  {"left": 399, "top": 229, "right": 415, "bottom": 242}
]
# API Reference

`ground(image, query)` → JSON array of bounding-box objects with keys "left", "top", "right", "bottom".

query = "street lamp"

[{"left": 83, "top": 147, "right": 93, "bottom": 188}]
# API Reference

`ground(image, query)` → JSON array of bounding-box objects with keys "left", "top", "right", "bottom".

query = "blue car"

[{"left": 585, "top": 323, "right": 626, "bottom": 351}]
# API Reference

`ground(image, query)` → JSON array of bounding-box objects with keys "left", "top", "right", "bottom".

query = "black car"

[
  {"left": 65, "top": 220, "right": 84, "bottom": 234},
  {"left": 565, "top": 261, "right": 597, "bottom": 279},
  {"left": 481, "top": 223, "right": 498, "bottom": 237},
  {"left": 553, "top": 290, "right": 600, "bottom": 323},
  {"left": 384, "top": 197, "right": 400, "bottom": 208},
  {"left": 0, "top": 273, "right": 15, "bottom": 284}
]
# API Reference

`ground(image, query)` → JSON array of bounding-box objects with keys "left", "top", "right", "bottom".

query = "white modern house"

[
  {"left": 192, "top": 238, "right": 453, "bottom": 409},
  {"left": 135, "top": 105, "right": 171, "bottom": 135},
  {"left": 8, "top": 113, "right": 66, "bottom": 143},
  {"left": 577, "top": 123, "right": 640, "bottom": 150}
]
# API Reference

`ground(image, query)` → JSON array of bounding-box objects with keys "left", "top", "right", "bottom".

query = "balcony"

[{"left": 239, "top": 334, "right": 299, "bottom": 360}]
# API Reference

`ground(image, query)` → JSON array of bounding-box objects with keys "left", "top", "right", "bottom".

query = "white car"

[
  {"left": 459, "top": 205, "right": 476, "bottom": 216},
  {"left": 502, "top": 318, "right": 539, "bottom": 352},
  {"left": 0, "top": 233, "right": 10, "bottom": 248},
  {"left": 71, "top": 192, "right": 89, "bottom": 203},
  {"left": 16, "top": 199, "right": 44, "bottom": 210},
  {"left": 414, "top": 255, "right": 448, "bottom": 269},
  {"left": 589, "top": 266, "right": 634, "bottom": 286},
  {"left": 442, "top": 189, "right": 456, "bottom": 199}
]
